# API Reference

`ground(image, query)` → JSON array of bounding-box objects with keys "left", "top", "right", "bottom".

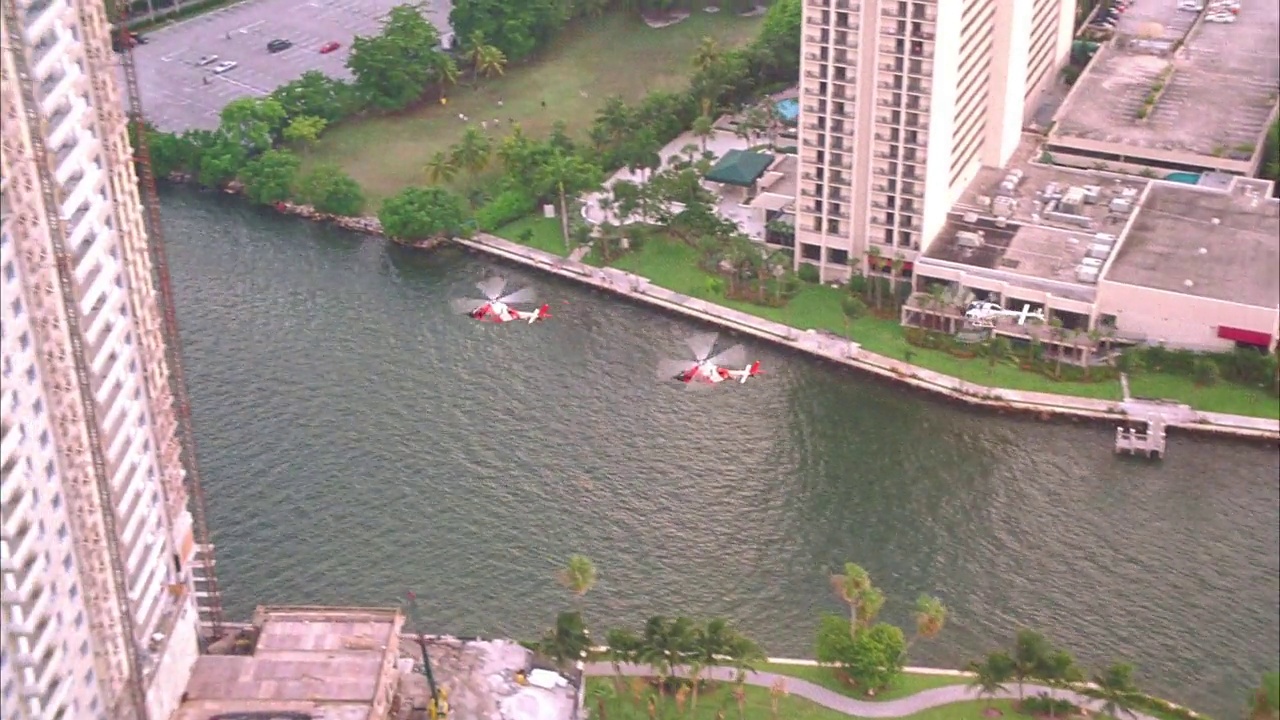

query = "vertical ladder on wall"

[
  {"left": 1, "top": 4, "right": 150, "bottom": 718},
  {"left": 111, "top": 2, "right": 225, "bottom": 640}
]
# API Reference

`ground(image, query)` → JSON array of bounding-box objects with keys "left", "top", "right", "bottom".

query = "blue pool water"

[
  {"left": 1165, "top": 171, "right": 1202, "bottom": 184},
  {"left": 775, "top": 98, "right": 799, "bottom": 123}
]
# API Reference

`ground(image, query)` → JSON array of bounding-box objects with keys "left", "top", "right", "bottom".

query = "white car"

[
  {"left": 212, "top": 61, "right": 238, "bottom": 74},
  {"left": 196, "top": 54, "right": 219, "bottom": 66},
  {"left": 1205, "top": 12, "right": 1236, "bottom": 21}
]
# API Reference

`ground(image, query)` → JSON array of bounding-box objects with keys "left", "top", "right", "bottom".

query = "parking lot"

[
  {"left": 1111, "top": 0, "right": 1199, "bottom": 41},
  {"left": 125, "top": 0, "right": 453, "bottom": 131}
]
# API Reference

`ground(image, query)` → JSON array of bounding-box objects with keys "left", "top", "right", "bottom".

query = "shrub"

[
  {"left": 475, "top": 189, "right": 538, "bottom": 232},
  {"left": 295, "top": 163, "right": 365, "bottom": 216},
  {"left": 842, "top": 295, "right": 867, "bottom": 319},
  {"left": 797, "top": 263, "right": 820, "bottom": 284},
  {"left": 1193, "top": 358, "right": 1220, "bottom": 386}
]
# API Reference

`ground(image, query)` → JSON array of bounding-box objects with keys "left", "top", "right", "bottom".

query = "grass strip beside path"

[{"left": 757, "top": 662, "right": 967, "bottom": 702}]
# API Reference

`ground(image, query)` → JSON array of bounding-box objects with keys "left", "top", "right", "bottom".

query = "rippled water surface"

[{"left": 161, "top": 188, "right": 1279, "bottom": 716}]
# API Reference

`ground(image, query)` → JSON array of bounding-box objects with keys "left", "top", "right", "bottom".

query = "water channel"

[{"left": 160, "top": 187, "right": 1279, "bottom": 715}]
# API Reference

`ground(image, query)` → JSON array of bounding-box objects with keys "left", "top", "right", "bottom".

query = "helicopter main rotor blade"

[
  {"left": 498, "top": 286, "right": 537, "bottom": 306},
  {"left": 450, "top": 298, "right": 488, "bottom": 315},
  {"left": 657, "top": 358, "right": 695, "bottom": 380},
  {"left": 706, "top": 344, "right": 745, "bottom": 370},
  {"left": 476, "top": 276, "right": 507, "bottom": 301},
  {"left": 684, "top": 332, "right": 720, "bottom": 363}
]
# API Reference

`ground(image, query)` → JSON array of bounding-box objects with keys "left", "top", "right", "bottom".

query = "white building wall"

[{"left": 2, "top": 0, "right": 201, "bottom": 715}]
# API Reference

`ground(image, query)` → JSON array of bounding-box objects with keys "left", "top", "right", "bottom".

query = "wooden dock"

[{"left": 1115, "top": 416, "right": 1167, "bottom": 459}]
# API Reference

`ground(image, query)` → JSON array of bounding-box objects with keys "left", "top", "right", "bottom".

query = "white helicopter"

[
  {"left": 657, "top": 332, "right": 762, "bottom": 387},
  {"left": 964, "top": 300, "right": 1046, "bottom": 328}
]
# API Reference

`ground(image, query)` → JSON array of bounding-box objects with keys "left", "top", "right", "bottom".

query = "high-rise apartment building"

[
  {"left": 2, "top": 0, "right": 204, "bottom": 718},
  {"left": 794, "top": 0, "right": 1075, "bottom": 281}
]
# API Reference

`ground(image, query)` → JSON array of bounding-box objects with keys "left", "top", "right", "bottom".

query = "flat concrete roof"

[
  {"left": 1050, "top": 4, "right": 1279, "bottom": 168},
  {"left": 175, "top": 606, "right": 402, "bottom": 720},
  {"left": 749, "top": 154, "right": 798, "bottom": 212},
  {"left": 1108, "top": 177, "right": 1280, "bottom": 308}
]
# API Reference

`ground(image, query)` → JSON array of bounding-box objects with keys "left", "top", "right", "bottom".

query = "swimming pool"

[
  {"left": 774, "top": 97, "right": 799, "bottom": 124},
  {"left": 1164, "top": 171, "right": 1202, "bottom": 185}
]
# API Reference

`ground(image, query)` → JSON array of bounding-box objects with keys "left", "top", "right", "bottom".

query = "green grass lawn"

[
  {"left": 493, "top": 216, "right": 572, "bottom": 256},
  {"left": 599, "top": 235, "right": 1278, "bottom": 418},
  {"left": 303, "top": 12, "right": 762, "bottom": 204},
  {"left": 586, "top": 677, "right": 1020, "bottom": 720},
  {"left": 757, "top": 662, "right": 967, "bottom": 701}
]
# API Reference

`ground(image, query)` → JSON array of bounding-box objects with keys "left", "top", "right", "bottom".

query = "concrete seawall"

[{"left": 447, "top": 232, "right": 1279, "bottom": 444}]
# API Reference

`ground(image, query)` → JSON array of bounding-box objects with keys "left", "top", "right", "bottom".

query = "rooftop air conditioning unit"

[
  {"left": 1080, "top": 257, "right": 1103, "bottom": 269},
  {"left": 1087, "top": 243, "right": 1112, "bottom": 259},
  {"left": 1076, "top": 265, "right": 1100, "bottom": 284},
  {"left": 962, "top": 212, "right": 980, "bottom": 223},
  {"left": 1095, "top": 233, "right": 1117, "bottom": 243},
  {"left": 1081, "top": 185, "right": 1102, "bottom": 204},
  {"left": 956, "top": 231, "right": 984, "bottom": 248},
  {"left": 1109, "top": 198, "right": 1131, "bottom": 213}
]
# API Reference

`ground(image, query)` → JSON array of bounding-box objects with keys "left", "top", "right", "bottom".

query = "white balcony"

[{"left": 2, "top": 487, "right": 34, "bottom": 539}]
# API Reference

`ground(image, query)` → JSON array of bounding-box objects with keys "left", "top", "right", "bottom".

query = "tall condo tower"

[
  {"left": 795, "top": 0, "right": 1074, "bottom": 281},
  {"left": 1, "top": 0, "right": 208, "bottom": 718}
]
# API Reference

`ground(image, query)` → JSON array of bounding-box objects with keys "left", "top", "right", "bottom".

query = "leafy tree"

[
  {"left": 1092, "top": 662, "right": 1139, "bottom": 720},
  {"left": 814, "top": 615, "right": 906, "bottom": 694},
  {"left": 692, "top": 36, "right": 721, "bottom": 73},
  {"left": 377, "top": 186, "right": 467, "bottom": 241},
  {"left": 691, "top": 114, "right": 715, "bottom": 153},
  {"left": 425, "top": 151, "right": 458, "bottom": 184},
  {"left": 967, "top": 652, "right": 1014, "bottom": 708},
  {"left": 282, "top": 115, "right": 327, "bottom": 146},
  {"left": 218, "top": 97, "right": 287, "bottom": 154},
  {"left": 347, "top": 4, "right": 444, "bottom": 111},
  {"left": 911, "top": 594, "right": 948, "bottom": 645},
  {"left": 558, "top": 554, "right": 597, "bottom": 610},
  {"left": 196, "top": 137, "right": 249, "bottom": 188},
  {"left": 537, "top": 150, "right": 601, "bottom": 252},
  {"left": 238, "top": 149, "right": 301, "bottom": 205},
  {"left": 751, "top": 0, "right": 802, "bottom": 80},
  {"left": 449, "top": 0, "right": 566, "bottom": 62},
  {"left": 295, "top": 163, "right": 366, "bottom": 216},
  {"left": 829, "top": 562, "right": 885, "bottom": 636},
  {"left": 271, "top": 71, "right": 357, "bottom": 122},
  {"left": 144, "top": 128, "right": 191, "bottom": 178}
]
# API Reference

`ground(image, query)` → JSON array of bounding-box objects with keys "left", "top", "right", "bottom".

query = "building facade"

[
  {"left": 795, "top": 0, "right": 1074, "bottom": 281},
  {"left": 2, "top": 0, "right": 202, "bottom": 718}
]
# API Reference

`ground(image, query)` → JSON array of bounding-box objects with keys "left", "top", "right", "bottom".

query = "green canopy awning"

[{"left": 704, "top": 150, "right": 773, "bottom": 187}]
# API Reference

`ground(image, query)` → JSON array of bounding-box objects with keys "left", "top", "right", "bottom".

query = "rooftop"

[
  {"left": 175, "top": 606, "right": 403, "bottom": 720},
  {"left": 1050, "top": 4, "right": 1279, "bottom": 169},
  {"left": 1108, "top": 177, "right": 1280, "bottom": 307}
]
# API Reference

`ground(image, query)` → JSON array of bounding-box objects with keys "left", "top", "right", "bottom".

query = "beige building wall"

[
  {"left": 1096, "top": 281, "right": 1280, "bottom": 353},
  {"left": 2, "top": 0, "right": 201, "bottom": 717},
  {"left": 796, "top": 0, "right": 1075, "bottom": 283}
]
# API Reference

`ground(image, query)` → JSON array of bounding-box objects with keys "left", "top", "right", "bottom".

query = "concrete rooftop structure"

[
  {"left": 1110, "top": 177, "right": 1280, "bottom": 308},
  {"left": 175, "top": 606, "right": 403, "bottom": 720},
  {"left": 1047, "top": 2, "right": 1280, "bottom": 175}
]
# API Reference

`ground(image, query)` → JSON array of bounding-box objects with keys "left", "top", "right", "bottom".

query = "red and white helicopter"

[
  {"left": 450, "top": 276, "right": 551, "bottom": 324},
  {"left": 657, "top": 332, "right": 762, "bottom": 387}
]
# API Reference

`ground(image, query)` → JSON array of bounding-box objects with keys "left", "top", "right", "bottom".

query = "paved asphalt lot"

[{"left": 126, "top": 0, "right": 453, "bottom": 132}]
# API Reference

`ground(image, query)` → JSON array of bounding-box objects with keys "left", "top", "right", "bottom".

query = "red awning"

[{"left": 1217, "top": 325, "right": 1272, "bottom": 347}]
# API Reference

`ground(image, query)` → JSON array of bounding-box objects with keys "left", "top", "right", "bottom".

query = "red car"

[{"left": 319, "top": 41, "right": 341, "bottom": 54}]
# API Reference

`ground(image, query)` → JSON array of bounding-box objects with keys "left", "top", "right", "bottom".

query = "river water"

[{"left": 160, "top": 188, "right": 1278, "bottom": 715}]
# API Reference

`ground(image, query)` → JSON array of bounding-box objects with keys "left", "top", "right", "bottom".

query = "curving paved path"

[{"left": 581, "top": 663, "right": 1161, "bottom": 719}]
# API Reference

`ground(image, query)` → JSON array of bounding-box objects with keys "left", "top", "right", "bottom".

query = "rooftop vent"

[
  {"left": 956, "top": 230, "right": 984, "bottom": 248},
  {"left": 1211, "top": 218, "right": 1220, "bottom": 225},
  {"left": 1184, "top": 279, "right": 1194, "bottom": 288},
  {"left": 1076, "top": 265, "right": 1100, "bottom": 284},
  {"left": 1197, "top": 247, "right": 1208, "bottom": 255},
  {"left": 962, "top": 212, "right": 980, "bottom": 223}
]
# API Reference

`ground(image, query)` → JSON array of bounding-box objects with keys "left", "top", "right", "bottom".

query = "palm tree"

[
  {"left": 558, "top": 554, "right": 596, "bottom": 611},
  {"left": 691, "top": 115, "right": 715, "bottom": 153},
  {"left": 637, "top": 616, "right": 696, "bottom": 701},
  {"left": 866, "top": 246, "right": 883, "bottom": 309},
  {"left": 429, "top": 54, "right": 459, "bottom": 99},
  {"left": 475, "top": 45, "right": 507, "bottom": 79},
  {"left": 450, "top": 126, "right": 492, "bottom": 181},
  {"left": 692, "top": 36, "right": 722, "bottom": 72},
  {"left": 967, "top": 652, "right": 1014, "bottom": 708},
  {"left": 604, "top": 628, "right": 641, "bottom": 693},
  {"left": 1012, "top": 629, "right": 1051, "bottom": 703},
  {"left": 537, "top": 149, "right": 598, "bottom": 253},
  {"left": 1092, "top": 662, "right": 1139, "bottom": 720},
  {"left": 689, "top": 619, "right": 736, "bottom": 710},
  {"left": 911, "top": 594, "right": 948, "bottom": 646},
  {"left": 829, "top": 562, "right": 884, "bottom": 637},
  {"left": 534, "top": 611, "right": 592, "bottom": 673},
  {"left": 1039, "top": 650, "right": 1083, "bottom": 718},
  {"left": 595, "top": 95, "right": 634, "bottom": 150},
  {"left": 890, "top": 253, "right": 905, "bottom": 306},
  {"left": 424, "top": 151, "right": 457, "bottom": 184},
  {"left": 464, "top": 30, "right": 487, "bottom": 82}
]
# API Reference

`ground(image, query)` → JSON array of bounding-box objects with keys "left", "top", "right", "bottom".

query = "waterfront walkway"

[
  {"left": 455, "top": 232, "right": 1279, "bottom": 443},
  {"left": 581, "top": 662, "right": 1163, "bottom": 720}
]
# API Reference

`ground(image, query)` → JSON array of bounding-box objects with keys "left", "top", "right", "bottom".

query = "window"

[
  {"left": 69, "top": 583, "right": 78, "bottom": 600},
  {"left": 827, "top": 248, "right": 850, "bottom": 265},
  {"left": 32, "top": 398, "right": 43, "bottom": 416},
  {"left": 10, "top": 297, "right": 21, "bottom": 318},
  {"left": 45, "top": 460, "right": 55, "bottom": 479},
  {"left": 63, "top": 554, "right": 72, "bottom": 570},
  {"left": 79, "top": 640, "right": 89, "bottom": 657},
  {"left": 58, "top": 523, "right": 68, "bottom": 540},
  {"left": 3, "top": 261, "right": 14, "bottom": 282},
  {"left": 19, "top": 331, "right": 30, "bottom": 350},
  {"left": 51, "top": 492, "right": 61, "bottom": 509},
  {"left": 39, "top": 429, "right": 50, "bottom": 448},
  {"left": 74, "top": 611, "right": 84, "bottom": 628},
  {"left": 801, "top": 243, "right": 822, "bottom": 261},
  {"left": 26, "top": 365, "right": 36, "bottom": 382}
]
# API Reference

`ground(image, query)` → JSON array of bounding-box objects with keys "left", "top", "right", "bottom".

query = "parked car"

[
  {"left": 197, "top": 54, "right": 220, "bottom": 66},
  {"left": 267, "top": 38, "right": 293, "bottom": 53},
  {"left": 319, "top": 41, "right": 341, "bottom": 54},
  {"left": 212, "top": 61, "right": 239, "bottom": 74}
]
